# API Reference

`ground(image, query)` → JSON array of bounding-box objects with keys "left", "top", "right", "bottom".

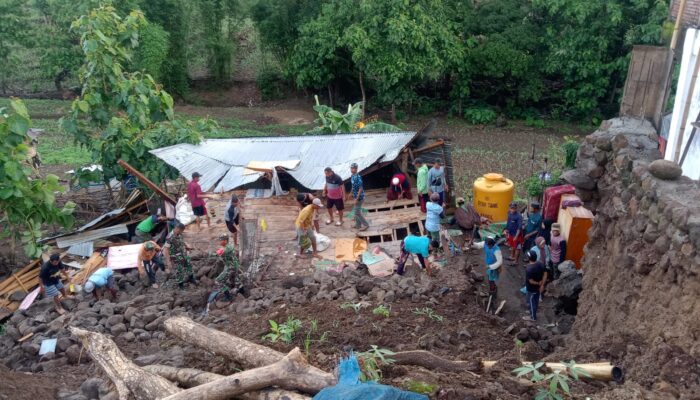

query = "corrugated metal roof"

[
  {"left": 56, "top": 224, "right": 128, "bottom": 249},
  {"left": 67, "top": 241, "right": 94, "bottom": 257},
  {"left": 150, "top": 132, "right": 417, "bottom": 191}
]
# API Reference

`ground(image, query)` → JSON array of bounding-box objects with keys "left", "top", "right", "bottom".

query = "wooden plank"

[
  {"left": 118, "top": 159, "right": 176, "bottom": 205},
  {"left": 11, "top": 274, "right": 28, "bottom": 292},
  {"left": 17, "top": 332, "right": 34, "bottom": 342}
]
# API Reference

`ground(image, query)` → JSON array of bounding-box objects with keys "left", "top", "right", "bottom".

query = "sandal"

[
  {"left": 335, "top": 221, "right": 343, "bottom": 226},
  {"left": 325, "top": 220, "right": 333, "bottom": 225}
]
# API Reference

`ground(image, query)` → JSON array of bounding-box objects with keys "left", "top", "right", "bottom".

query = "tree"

[
  {"left": 132, "top": 22, "right": 170, "bottom": 83},
  {"left": 198, "top": 0, "right": 239, "bottom": 85},
  {"left": 0, "top": 99, "right": 75, "bottom": 258},
  {"left": 60, "top": 4, "right": 216, "bottom": 185},
  {"left": 0, "top": 0, "right": 32, "bottom": 93}
]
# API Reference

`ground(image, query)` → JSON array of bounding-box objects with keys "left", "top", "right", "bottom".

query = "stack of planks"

[
  {"left": 0, "top": 259, "right": 41, "bottom": 312},
  {"left": 70, "top": 252, "right": 107, "bottom": 285}
]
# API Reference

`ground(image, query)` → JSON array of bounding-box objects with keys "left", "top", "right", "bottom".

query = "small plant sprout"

[
  {"left": 513, "top": 360, "right": 591, "bottom": 400},
  {"left": 262, "top": 316, "right": 303, "bottom": 345},
  {"left": 357, "top": 345, "right": 396, "bottom": 382},
  {"left": 412, "top": 307, "right": 444, "bottom": 322},
  {"left": 372, "top": 304, "right": 390, "bottom": 317}
]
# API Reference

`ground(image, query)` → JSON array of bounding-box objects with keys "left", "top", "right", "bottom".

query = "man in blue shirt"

[
  {"left": 83, "top": 267, "right": 118, "bottom": 301},
  {"left": 473, "top": 237, "right": 503, "bottom": 295},
  {"left": 425, "top": 193, "right": 444, "bottom": 243},
  {"left": 523, "top": 202, "right": 543, "bottom": 256},
  {"left": 396, "top": 234, "right": 439, "bottom": 276},
  {"left": 348, "top": 163, "right": 370, "bottom": 231}
]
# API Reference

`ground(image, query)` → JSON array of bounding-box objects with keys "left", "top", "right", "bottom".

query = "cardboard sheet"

[
  {"left": 107, "top": 244, "right": 142, "bottom": 270},
  {"left": 335, "top": 238, "right": 368, "bottom": 262}
]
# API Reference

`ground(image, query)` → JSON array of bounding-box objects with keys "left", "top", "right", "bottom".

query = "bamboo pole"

[
  {"left": 118, "top": 159, "right": 176, "bottom": 205},
  {"left": 482, "top": 361, "right": 622, "bottom": 382}
]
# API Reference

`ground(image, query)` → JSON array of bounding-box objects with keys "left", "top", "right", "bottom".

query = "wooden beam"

[
  {"left": 413, "top": 139, "right": 445, "bottom": 154},
  {"left": 118, "top": 160, "right": 176, "bottom": 205}
]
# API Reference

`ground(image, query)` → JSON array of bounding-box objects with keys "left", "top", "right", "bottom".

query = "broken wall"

[{"left": 561, "top": 117, "right": 700, "bottom": 397}]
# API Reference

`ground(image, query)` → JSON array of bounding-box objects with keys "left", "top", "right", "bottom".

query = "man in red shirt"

[{"left": 188, "top": 172, "right": 216, "bottom": 231}]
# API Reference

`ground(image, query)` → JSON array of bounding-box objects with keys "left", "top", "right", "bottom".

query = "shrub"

[
  {"left": 463, "top": 106, "right": 497, "bottom": 125},
  {"left": 257, "top": 68, "right": 287, "bottom": 101}
]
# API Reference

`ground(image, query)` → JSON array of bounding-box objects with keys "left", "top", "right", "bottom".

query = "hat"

[
  {"left": 509, "top": 202, "right": 518, "bottom": 208},
  {"left": 392, "top": 177, "right": 400, "bottom": 185},
  {"left": 527, "top": 250, "right": 538, "bottom": 262},
  {"left": 535, "top": 236, "right": 546, "bottom": 246},
  {"left": 218, "top": 234, "right": 229, "bottom": 241},
  {"left": 312, "top": 198, "right": 324, "bottom": 207},
  {"left": 456, "top": 197, "right": 465, "bottom": 204},
  {"left": 192, "top": 172, "right": 201, "bottom": 178},
  {"left": 144, "top": 242, "right": 155, "bottom": 250},
  {"left": 49, "top": 254, "right": 60, "bottom": 261},
  {"left": 531, "top": 202, "right": 541, "bottom": 209},
  {"left": 84, "top": 281, "right": 95, "bottom": 294},
  {"left": 350, "top": 162, "right": 358, "bottom": 169},
  {"left": 551, "top": 223, "right": 561, "bottom": 231}
]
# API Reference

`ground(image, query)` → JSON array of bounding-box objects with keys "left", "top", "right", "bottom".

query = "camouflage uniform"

[
  {"left": 215, "top": 244, "right": 240, "bottom": 293},
  {"left": 166, "top": 232, "right": 193, "bottom": 284}
]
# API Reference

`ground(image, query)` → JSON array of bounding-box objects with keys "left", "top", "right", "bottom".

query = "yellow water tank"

[{"left": 473, "top": 173, "right": 514, "bottom": 223}]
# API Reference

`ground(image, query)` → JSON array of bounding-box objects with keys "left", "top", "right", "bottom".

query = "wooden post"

[
  {"left": 117, "top": 160, "right": 177, "bottom": 205},
  {"left": 671, "top": 0, "right": 688, "bottom": 51}
]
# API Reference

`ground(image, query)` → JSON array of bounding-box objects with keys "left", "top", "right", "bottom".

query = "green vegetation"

[
  {"left": 262, "top": 316, "right": 303, "bottom": 345},
  {"left": 563, "top": 137, "right": 580, "bottom": 169},
  {"left": 357, "top": 345, "right": 396, "bottom": 382},
  {"left": 402, "top": 379, "right": 438, "bottom": 396},
  {"left": 372, "top": 305, "right": 390, "bottom": 318},
  {"left": 412, "top": 307, "right": 444, "bottom": 322},
  {"left": 60, "top": 5, "right": 216, "bottom": 184},
  {"left": 340, "top": 302, "right": 366, "bottom": 314},
  {"left": 0, "top": 99, "right": 75, "bottom": 257},
  {"left": 513, "top": 360, "right": 591, "bottom": 400},
  {"left": 303, "top": 319, "right": 329, "bottom": 356}
]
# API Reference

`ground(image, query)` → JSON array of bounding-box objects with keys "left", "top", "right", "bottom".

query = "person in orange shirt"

[{"left": 137, "top": 241, "right": 163, "bottom": 288}]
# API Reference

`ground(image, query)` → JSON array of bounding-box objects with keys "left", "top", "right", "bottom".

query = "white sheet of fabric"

[
  {"left": 271, "top": 168, "right": 287, "bottom": 196},
  {"left": 175, "top": 196, "right": 195, "bottom": 225},
  {"left": 316, "top": 233, "right": 331, "bottom": 252}
]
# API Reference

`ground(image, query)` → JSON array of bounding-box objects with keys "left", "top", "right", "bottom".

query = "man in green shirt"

[
  {"left": 414, "top": 158, "right": 429, "bottom": 213},
  {"left": 133, "top": 213, "right": 167, "bottom": 243}
]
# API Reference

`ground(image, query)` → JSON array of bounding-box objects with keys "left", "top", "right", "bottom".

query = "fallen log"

[
  {"left": 161, "top": 348, "right": 333, "bottom": 400},
  {"left": 392, "top": 350, "right": 479, "bottom": 375},
  {"left": 70, "top": 327, "right": 181, "bottom": 400},
  {"left": 143, "top": 365, "right": 311, "bottom": 400}
]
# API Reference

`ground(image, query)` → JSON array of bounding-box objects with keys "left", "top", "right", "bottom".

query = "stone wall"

[{"left": 561, "top": 117, "right": 700, "bottom": 396}]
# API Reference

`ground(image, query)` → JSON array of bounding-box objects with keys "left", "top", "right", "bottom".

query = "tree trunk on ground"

[
  {"left": 392, "top": 350, "right": 479, "bottom": 374},
  {"left": 143, "top": 365, "right": 311, "bottom": 400},
  {"left": 70, "top": 327, "right": 181, "bottom": 400},
  {"left": 161, "top": 348, "right": 335, "bottom": 400},
  {"left": 164, "top": 316, "right": 284, "bottom": 368}
]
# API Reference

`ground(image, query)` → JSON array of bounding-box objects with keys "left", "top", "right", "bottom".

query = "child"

[
  {"left": 473, "top": 237, "right": 502, "bottom": 295},
  {"left": 425, "top": 193, "right": 444, "bottom": 244},
  {"left": 503, "top": 202, "right": 523, "bottom": 265}
]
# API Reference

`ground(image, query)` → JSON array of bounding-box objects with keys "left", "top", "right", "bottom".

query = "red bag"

[{"left": 543, "top": 184, "right": 575, "bottom": 221}]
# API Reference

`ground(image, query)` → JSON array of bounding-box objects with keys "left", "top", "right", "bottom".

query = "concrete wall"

[{"left": 561, "top": 117, "right": 700, "bottom": 396}]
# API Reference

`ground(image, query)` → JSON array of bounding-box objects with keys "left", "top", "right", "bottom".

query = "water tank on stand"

[{"left": 473, "top": 173, "right": 514, "bottom": 223}]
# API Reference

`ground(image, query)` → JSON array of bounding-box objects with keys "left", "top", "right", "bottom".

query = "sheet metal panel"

[
  {"left": 151, "top": 132, "right": 416, "bottom": 191},
  {"left": 56, "top": 224, "right": 128, "bottom": 249}
]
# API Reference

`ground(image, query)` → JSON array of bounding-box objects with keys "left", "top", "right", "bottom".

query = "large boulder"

[
  {"left": 561, "top": 169, "right": 596, "bottom": 190},
  {"left": 649, "top": 159, "right": 683, "bottom": 180}
]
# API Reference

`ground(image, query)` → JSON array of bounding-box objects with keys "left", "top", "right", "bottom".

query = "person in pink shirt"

[{"left": 188, "top": 172, "right": 216, "bottom": 231}]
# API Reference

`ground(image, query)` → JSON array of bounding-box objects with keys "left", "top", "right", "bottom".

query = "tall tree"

[
  {"left": 61, "top": 4, "right": 216, "bottom": 185},
  {"left": 0, "top": 0, "right": 32, "bottom": 93}
]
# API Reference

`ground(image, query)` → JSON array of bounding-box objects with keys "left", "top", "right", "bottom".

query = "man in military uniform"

[
  {"left": 163, "top": 222, "right": 197, "bottom": 288},
  {"left": 211, "top": 235, "right": 241, "bottom": 302}
]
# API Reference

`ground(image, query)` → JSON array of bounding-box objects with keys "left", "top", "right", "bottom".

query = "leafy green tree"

[
  {"left": 0, "top": 99, "right": 75, "bottom": 258},
  {"left": 132, "top": 22, "right": 170, "bottom": 82},
  {"left": 60, "top": 4, "right": 216, "bottom": 185},
  {"left": 532, "top": 0, "right": 667, "bottom": 118},
  {"left": 0, "top": 0, "right": 32, "bottom": 93},
  {"left": 198, "top": 0, "right": 239, "bottom": 85}
]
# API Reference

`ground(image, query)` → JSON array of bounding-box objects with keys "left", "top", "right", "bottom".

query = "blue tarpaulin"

[{"left": 313, "top": 355, "right": 428, "bottom": 400}]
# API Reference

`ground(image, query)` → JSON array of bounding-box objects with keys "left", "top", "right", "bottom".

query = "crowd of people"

[{"left": 38, "top": 162, "right": 566, "bottom": 324}]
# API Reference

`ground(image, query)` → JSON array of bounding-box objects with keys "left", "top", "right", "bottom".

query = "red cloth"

[
  {"left": 387, "top": 173, "right": 412, "bottom": 201},
  {"left": 506, "top": 231, "right": 523, "bottom": 249},
  {"left": 187, "top": 180, "right": 205, "bottom": 208},
  {"left": 543, "top": 184, "right": 575, "bottom": 221}
]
